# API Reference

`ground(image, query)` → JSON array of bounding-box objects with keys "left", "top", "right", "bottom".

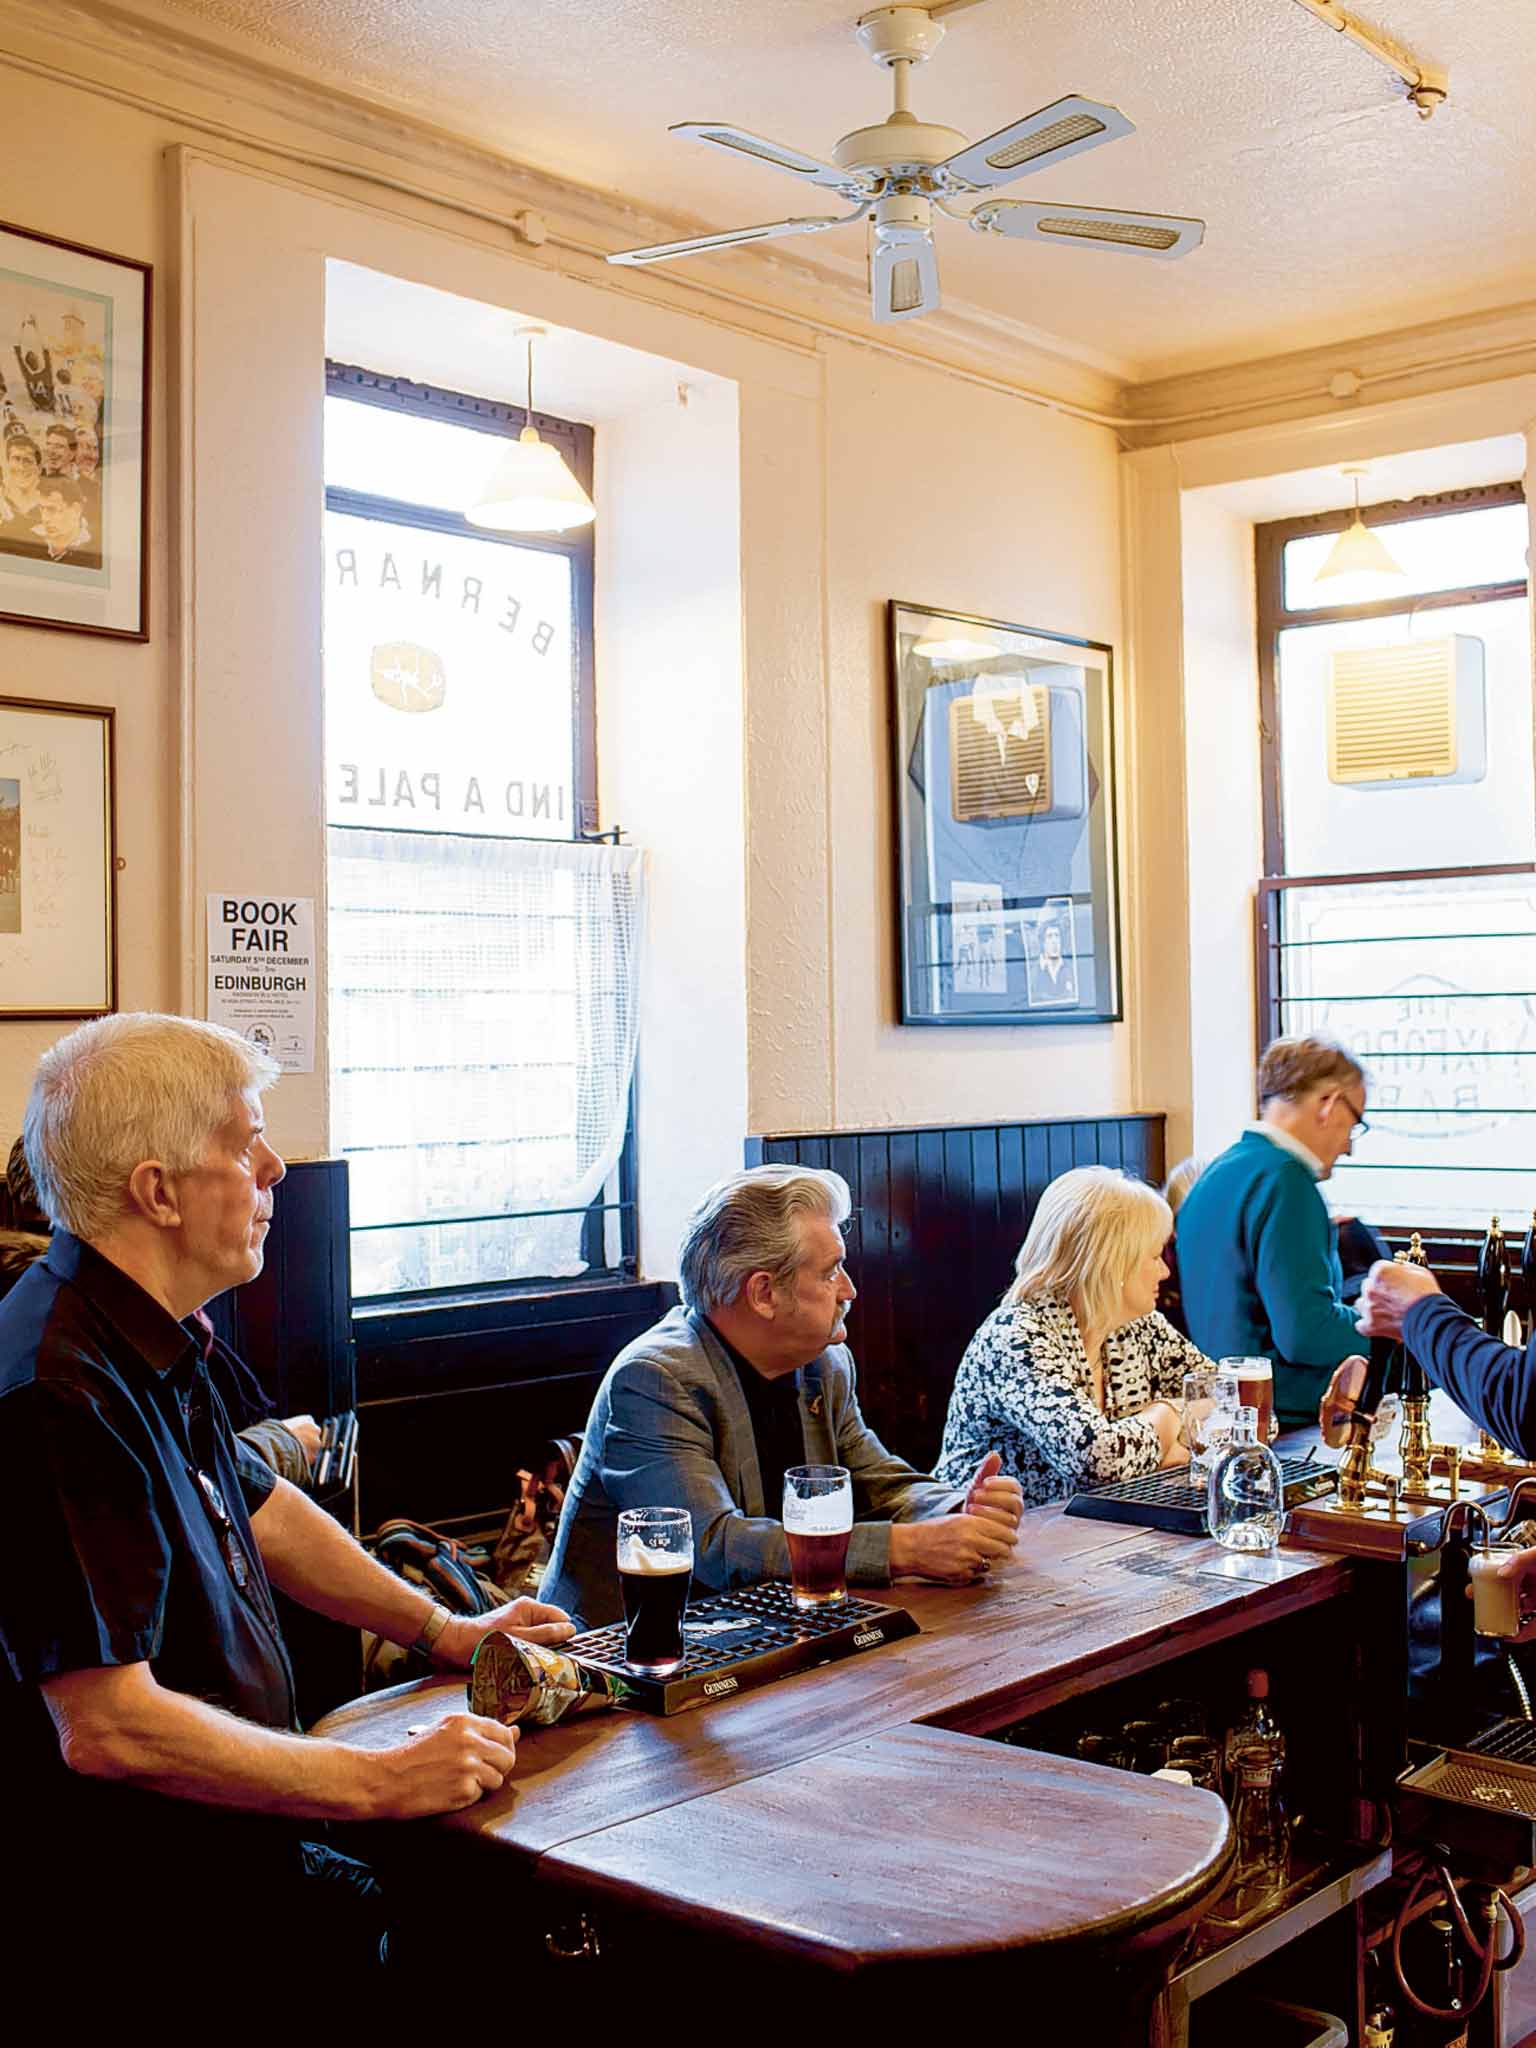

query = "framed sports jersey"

[{"left": 889, "top": 601, "right": 1121, "bottom": 1026}]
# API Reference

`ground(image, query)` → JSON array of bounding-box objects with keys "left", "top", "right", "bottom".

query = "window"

[
  {"left": 323, "top": 364, "right": 640, "bottom": 1300},
  {"left": 1254, "top": 480, "right": 1533, "bottom": 1227}
]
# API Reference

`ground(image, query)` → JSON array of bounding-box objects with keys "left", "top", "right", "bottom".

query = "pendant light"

[
  {"left": 468, "top": 324, "right": 595, "bottom": 535},
  {"left": 1314, "top": 466, "right": 1406, "bottom": 599}
]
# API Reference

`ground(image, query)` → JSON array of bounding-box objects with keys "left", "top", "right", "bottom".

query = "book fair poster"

[{"left": 205, "top": 893, "right": 316, "bottom": 1073}]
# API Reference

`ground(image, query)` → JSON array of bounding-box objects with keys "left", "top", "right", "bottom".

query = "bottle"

[
  {"left": 1230, "top": 1742, "right": 1289, "bottom": 1882},
  {"left": 1478, "top": 1215, "right": 1509, "bottom": 1335},
  {"left": 1224, "top": 1666, "right": 1286, "bottom": 1784},
  {"left": 1207, "top": 1406, "right": 1284, "bottom": 1555},
  {"left": 1522, "top": 1210, "right": 1536, "bottom": 1337},
  {"left": 1427, "top": 1916, "right": 1468, "bottom": 2048},
  {"left": 1362, "top": 2003, "right": 1395, "bottom": 2048}
]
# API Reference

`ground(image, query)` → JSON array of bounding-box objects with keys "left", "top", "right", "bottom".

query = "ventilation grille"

[
  {"left": 987, "top": 112, "right": 1105, "bottom": 169},
  {"left": 950, "top": 688, "right": 1051, "bottom": 821},
  {"left": 1328, "top": 641, "right": 1458, "bottom": 785},
  {"left": 1036, "top": 214, "right": 1182, "bottom": 250}
]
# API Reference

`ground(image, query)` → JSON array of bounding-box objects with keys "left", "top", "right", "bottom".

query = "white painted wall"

[
  {"left": 1180, "top": 487, "right": 1262, "bottom": 1160},
  {"left": 596, "top": 383, "right": 747, "bottom": 1275}
]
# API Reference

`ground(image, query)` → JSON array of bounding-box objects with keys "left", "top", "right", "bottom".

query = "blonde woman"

[{"left": 935, "top": 1166, "right": 1212, "bottom": 1508}]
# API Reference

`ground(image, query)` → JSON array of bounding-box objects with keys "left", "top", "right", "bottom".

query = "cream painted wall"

[
  {"left": 821, "top": 343, "right": 1132, "bottom": 1131},
  {"left": 1179, "top": 489, "right": 1261, "bottom": 1161},
  {"left": 596, "top": 384, "right": 747, "bottom": 1274},
  {"left": 0, "top": 77, "right": 177, "bottom": 1143}
]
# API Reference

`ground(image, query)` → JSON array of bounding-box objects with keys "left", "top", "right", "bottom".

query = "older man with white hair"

[
  {"left": 543, "top": 1164, "right": 1025, "bottom": 1627},
  {"left": 0, "top": 1012, "right": 571, "bottom": 1981}
]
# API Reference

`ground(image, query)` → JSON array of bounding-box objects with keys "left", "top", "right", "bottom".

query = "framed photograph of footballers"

[
  {"left": 0, "top": 220, "right": 150, "bottom": 640},
  {"left": 0, "top": 697, "right": 117, "bottom": 1018},
  {"left": 889, "top": 601, "right": 1121, "bottom": 1026}
]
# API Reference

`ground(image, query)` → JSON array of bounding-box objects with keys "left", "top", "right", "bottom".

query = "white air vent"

[
  {"left": 950, "top": 687, "right": 1052, "bottom": 821},
  {"left": 1327, "top": 637, "right": 1486, "bottom": 789}
]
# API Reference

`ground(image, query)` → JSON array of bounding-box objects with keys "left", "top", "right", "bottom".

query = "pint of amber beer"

[
  {"left": 783, "top": 1464, "right": 853, "bottom": 1608},
  {"left": 1221, "top": 1358, "right": 1275, "bottom": 1445}
]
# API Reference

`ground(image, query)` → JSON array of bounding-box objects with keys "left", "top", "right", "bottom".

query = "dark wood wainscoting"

[
  {"left": 353, "top": 1281, "right": 676, "bottom": 1534},
  {"left": 746, "top": 1115, "right": 1167, "bottom": 1470},
  {"left": 204, "top": 1157, "right": 354, "bottom": 1419}
]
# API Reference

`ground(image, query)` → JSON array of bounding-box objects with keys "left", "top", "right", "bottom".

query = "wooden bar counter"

[{"left": 317, "top": 1507, "right": 1364, "bottom": 2024}]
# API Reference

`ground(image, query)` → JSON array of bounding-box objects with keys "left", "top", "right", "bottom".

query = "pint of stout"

[
  {"left": 1222, "top": 1358, "right": 1275, "bottom": 1446},
  {"left": 783, "top": 1463, "right": 853, "bottom": 1609},
  {"left": 616, "top": 1507, "right": 693, "bottom": 1675}
]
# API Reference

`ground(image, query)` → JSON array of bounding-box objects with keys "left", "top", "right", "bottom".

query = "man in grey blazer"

[{"left": 543, "top": 1165, "right": 1025, "bottom": 1627}]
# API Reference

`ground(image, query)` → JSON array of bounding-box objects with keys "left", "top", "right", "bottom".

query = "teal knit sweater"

[{"left": 1174, "top": 1128, "right": 1363, "bottom": 1429}]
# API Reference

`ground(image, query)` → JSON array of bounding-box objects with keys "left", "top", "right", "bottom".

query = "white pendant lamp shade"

[
  {"left": 1315, "top": 468, "right": 1405, "bottom": 599},
  {"left": 471, "top": 425, "right": 595, "bottom": 534},
  {"left": 467, "top": 322, "right": 595, "bottom": 535}
]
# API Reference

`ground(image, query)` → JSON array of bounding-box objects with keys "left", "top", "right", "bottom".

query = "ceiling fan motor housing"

[{"left": 834, "top": 112, "right": 969, "bottom": 177}]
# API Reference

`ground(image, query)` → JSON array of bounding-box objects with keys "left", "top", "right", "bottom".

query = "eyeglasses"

[{"left": 1340, "top": 1093, "right": 1369, "bottom": 1140}]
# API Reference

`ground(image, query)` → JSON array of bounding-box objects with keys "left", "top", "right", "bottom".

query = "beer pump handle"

[{"left": 1356, "top": 1336, "right": 1395, "bottom": 1423}]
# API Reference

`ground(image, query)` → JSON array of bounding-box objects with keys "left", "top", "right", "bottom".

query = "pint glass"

[
  {"left": 1221, "top": 1358, "right": 1276, "bottom": 1445},
  {"left": 783, "top": 1464, "right": 853, "bottom": 1609},
  {"left": 616, "top": 1507, "right": 693, "bottom": 1675}
]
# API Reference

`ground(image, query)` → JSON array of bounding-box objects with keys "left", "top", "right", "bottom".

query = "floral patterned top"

[{"left": 934, "top": 1292, "right": 1211, "bottom": 1507}]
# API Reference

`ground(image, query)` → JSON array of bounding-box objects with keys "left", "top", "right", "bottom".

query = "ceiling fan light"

[
  {"left": 469, "top": 426, "right": 595, "bottom": 535},
  {"left": 1316, "top": 512, "right": 1406, "bottom": 589}
]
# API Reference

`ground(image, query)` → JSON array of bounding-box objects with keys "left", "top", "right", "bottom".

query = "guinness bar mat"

[
  {"left": 567, "top": 1581, "right": 920, "bottom": 1715},
  {"left": 1064, "top": 1458, "right": 1337, "bottom": 1537}
]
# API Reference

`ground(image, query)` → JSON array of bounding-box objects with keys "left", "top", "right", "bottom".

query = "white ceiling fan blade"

[
  {"left": 937, "top": 96, "right": 1134, "bottom": 192},
  {"left": 869, "top": 234, "right": 940, "bottom": 324},
  {"left": 608, "top": 213, "right": 855, "bottom": 267},
  {"left": 670, "top": 122, "right": 860, "bottom": 193},
  {"left": 975, "top": 200, "right": 1204, "bottom": 259}
]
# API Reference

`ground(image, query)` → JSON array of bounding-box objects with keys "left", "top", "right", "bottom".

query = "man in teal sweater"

[{"left": 1176, "top": 1036, "right": 1371, "bottom": 1430}]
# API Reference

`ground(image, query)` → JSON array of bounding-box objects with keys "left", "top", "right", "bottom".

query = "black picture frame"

[
  {"left": 889, "top": 600, "right": 1121, "bottom": 1027},
  {"left": 0, "top": 218, "right": 151, "bottom": 641}
]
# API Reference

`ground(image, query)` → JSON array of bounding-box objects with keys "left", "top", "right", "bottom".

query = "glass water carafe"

[{"left": 1207, "top": 1405, "right": 1284, "bottom": 1555}]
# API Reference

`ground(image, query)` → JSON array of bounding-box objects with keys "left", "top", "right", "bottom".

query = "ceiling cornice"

[
  {"left": 0, "top": 0, "right": 1132, "bottom": 411},
  {"left": 1121, "top": 297, "right": 1536, "bottom": 447}
]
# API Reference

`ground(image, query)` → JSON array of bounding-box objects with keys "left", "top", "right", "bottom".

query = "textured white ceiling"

[{"left": 122, "top": 0, "right": 1536, "bottom": 376}]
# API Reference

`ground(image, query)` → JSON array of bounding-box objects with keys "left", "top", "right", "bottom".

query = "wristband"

[{"left": 411, "top": 1603, "right": 452, "bottom": 1661}]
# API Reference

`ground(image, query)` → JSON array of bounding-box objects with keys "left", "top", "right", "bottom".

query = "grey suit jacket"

[{"left": 542, "top": 1306, "right": 962, "bottom": 1628}]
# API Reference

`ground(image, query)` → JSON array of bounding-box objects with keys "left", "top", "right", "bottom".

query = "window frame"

[
  {"left": 323, "top": 359, "right": 637, "bottom": 1307},
  {"left": 1254, "top": 477, "right": 1528, "bottom": 877}
]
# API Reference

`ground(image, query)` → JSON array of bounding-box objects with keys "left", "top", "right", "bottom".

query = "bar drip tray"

[{"left": 1397, "top": 1726, "right": 1536, "bottom": 1880}]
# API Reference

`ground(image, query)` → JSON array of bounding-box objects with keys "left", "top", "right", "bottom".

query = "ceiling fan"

[{"left": 607, "top": 4, "right": 1204, "bottom": 324}]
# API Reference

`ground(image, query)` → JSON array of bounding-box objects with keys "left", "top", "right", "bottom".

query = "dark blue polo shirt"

[{"left": 0, "top": 1232, "right": 301, "bottom": 1913}]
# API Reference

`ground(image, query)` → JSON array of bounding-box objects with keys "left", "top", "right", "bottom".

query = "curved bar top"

[{"left": 316, "top": 1507, "right": 1351, "bottom": 1984}]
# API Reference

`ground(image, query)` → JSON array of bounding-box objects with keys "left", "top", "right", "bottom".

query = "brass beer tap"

[{"left": 1397, "top": 1232, "right": 1463, "bottom": 1501}]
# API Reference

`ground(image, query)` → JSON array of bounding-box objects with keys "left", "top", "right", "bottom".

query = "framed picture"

[
  {"left": 889, "top": 601, "right": 1121, "bottom": 1027},
  {"left": 0, "top": 220, "right": 150, "bottom": 640},
  {"left": 0, "top": 697, "right": 116, "bottom": 1018}
]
